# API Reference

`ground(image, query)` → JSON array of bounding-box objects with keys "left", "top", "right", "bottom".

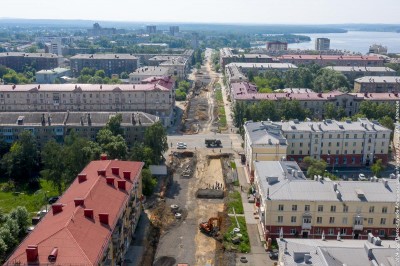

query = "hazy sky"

[{"left": 1, "top": 0, "right": 399, "bottom": 24}]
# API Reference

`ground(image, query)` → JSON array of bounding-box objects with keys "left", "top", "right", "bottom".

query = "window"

[
  {"left": 291, "top": 216, "right": 296, "bottom": 223},
  {"left": 305, "top": 205, "right": 310, "bottom": 212},
  {"left": 300, "top": 143, "right": 303, "bottom": 147},
  {"left": 336, "top": 142, "right": 340, "bottom": 147},
  {"left": 316, "top": 217, "right": 322, "bottom": 224},
  {"left": 329, "top": 134, "right": 332, "bottom": 139},
  {"left": 345, "top": 142, "right": 348, "bottom": 147},
  {"left": 342, "top": 217, "right": 348, "bottom": 224},
  {"left": 331, "top": 205, "right": 336, "bottom": 212},
  {"left": 354, "top": 134, "right": 357, "bottom": 138},
  {"left": 292, "top": 205, "right": 297, "bottom": 211},
  {"left": 356, "top": 207, "right": 362, "bottom": 213},
  {"left": 346, "top": 134, "right": 349, "bottom": 139},
  {"left": 328, "top": 142, "right": 332, "bottom": 147},
  {"left": 278, "top": 205, "right": 284, "bottom": 211},
  {"left": 368, "top": 218, "right": 373, "bottom": 225},
  {"left": 278, "top": 216, "right": 283, "bottom": 223},
  {"left": 300, "top": 134, "right": 303, "bottom": 138},
  {"left": 290, "top": 228, "right": 297, "bottom": 235},
  {"left": 383, "top": 134, "right": 386, "bottom": 138},
  {"left": 328, "top": 228, "right": 334, "bottom": 235},
  {"left": 329, "top": 217, "right": 335, "bottom": 224},
  {"left": 369, "top": 206, "right": 374, "bottom": 213},
  {"left": 340, "top": 228, "right": 346, "bottom": 235},
  {"left": 337, "top": 134, "right": 340, "bottom": 138},
  {"left": 318, "top": 205, "right": 323, "bottom": 212},
  {"left": 379, "top": 229, "right": 385, "bottom": 236},
  {"left": 315, "top": 228, "right": 322, "bottom": 234},
  {"left": 380, "top": 218, "right": 386, "bottom": 225},
  {"left": 382, "top": 207, "right": 387, "bottom": 213}
]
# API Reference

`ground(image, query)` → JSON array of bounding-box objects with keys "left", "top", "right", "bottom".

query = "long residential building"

[
  {"left": 278, "top": 54, "right": 385, "bottom": 67},
  {"left": 220, "top": 48, "right": 274, "bottom": 68},
  {"left": 354, "top": 76, "right": 400, "bottom": 92},
  {"left": 0, "top": 111, "right": 158, "bottom": 147},
  {"left": 230, "top": 82, "right": 400, "bottom": 118},
  {"left": 244, "top": 119, "right": 391, "bottom": 173},
  {"left": 0, "top": 82, "right": 175, "bottom": 126},
  {"left": 147, "top": 55, "right": 189, "bottom": 78},
  {"left": 70, "top": 54, "right": 139, "bottom": 77},
  {"left": 253, "top": 160, "right": 397, "bottom": 242},
  {"left": 129, "top": 66, "right": 170, "bottom": 83},
  {"left": 0, "top": 52, "right": 59, "bottom": 72},
  {"left": 5, "top": 159, "right": 144, "bottom": 265},
  {"left": 324, "top": 66, "right": 396, "bottom": 81}
]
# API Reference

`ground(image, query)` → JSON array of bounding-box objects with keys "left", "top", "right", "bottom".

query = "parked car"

[
  {"left": 359, "top": 173, "right": 367, "bottom": 181},
  {"left": 269, "top": 250, "right": 279, "bottom": 260},
  {"left": 48, "top": 196, "right": 59, "bottom": 204},
  {"left": 177, "top": 142, "right": 187, "bottom": 149}
]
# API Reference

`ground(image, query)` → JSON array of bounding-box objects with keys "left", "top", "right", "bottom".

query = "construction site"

[{"left": 137, "top": 57, "right": 244, "bottom": 266}]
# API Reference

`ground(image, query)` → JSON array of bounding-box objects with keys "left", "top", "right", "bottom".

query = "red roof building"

[{"left": 5, "top": 158, "right": 144, "bottom": 266}]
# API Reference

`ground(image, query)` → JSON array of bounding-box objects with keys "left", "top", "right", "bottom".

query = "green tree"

[
  {"left": 95, "top": 70, "right": 106, "bottom": 79},
  {"left": 96, "top": 129, "right": 128, "bottom": 159},
  {"left": 175, "top": 89, "right": 187, "bottom": 101},
  {"left": 120, "top": 72, "right": 129, "bottom": 79},
  {"left": 144, "top": 122, "right": 168, "bottom": 163},
  {"left": 9, "top": 206, "right": 29, "bottom": 237},
  {"left": 80, "top": 67, "right": 96, "bottom": 76},
  {"left": 303, "top": 156, "right": 327, "bottom": 179},
  {"left": 77, "top": 74, "right": 92, "bottom": 84},
  {"left": 142, "top": 169, "right": 157, "bottom": 196},
  {"left": 0, "top": 227, "right": 17, "bottom": 251},
  {"left": 41, "top": 140, "right": 66, "bottom": 194},
  {"left": 130, "top": 143, "right": 154, "bottom": 166},
  {"left": 371, "top": 159, "right": 385, "bottom": 177},
  {"left": 106, "top": 114, "right": 124, "bottom": 136},
  {"left": 324, "top": 103, "right": 337, "bottom": 119},
  {"left": 0, "top": 237, "right": 7, "bottom": 261},
  {"left": 247, "top": 70, "right": 254, "bottom": 82},
  {"left": 313, "top": 69, "right": 349, "bottom": 92},
  {"left": 88, "top": 76, "right": 104, "bottom": 84}
]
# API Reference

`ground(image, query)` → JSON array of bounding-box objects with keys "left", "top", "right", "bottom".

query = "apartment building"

[
  {"left": 0, "top": 111, "right": 158, "bottom": 147},
  {"left": 219, "top": 48, "right": 274, "bottom": 68},
  {"left": 70, "top": 54, "right": 139, "bottom": 77},
  {"left": 5, "top": 159, "right": 144, "bottom": 266},
  {"left": 324, "top": 66, "right": 396, "bottom": 81},
  {"left": 243, "top": 120, "right": 287, "bottom": 175},
  {"left": 0, "top": 52, "right": 58, "bottom": 72},
  {"left": 230, "top": 84, "right": 400, "bottom": 118},
  {"left": 253, "top": 161, "right": 397, "bottom": 242},
  {"left": 278, "top": 54, "right": 384, "bottom": 67},
  {"left": 315, "top": 38, "right": 330, "bottom": 51},
  {"left": 244, "top": 119, "right": 391, "bottom": 170},
  {"left": 266, "top": 41, "right": 288, "bottom": 51},
  {"left": 0, "top": 83, "right": 175, "bottom": 126},
  {"left": 129, "top": 67, "right": 170, "bottom": 83},
  {"left": 147, "top": 55, "right": 189, "bottom": 78},
  {"left": 354, "top": 76, "right": 400, "bottom": 92}
]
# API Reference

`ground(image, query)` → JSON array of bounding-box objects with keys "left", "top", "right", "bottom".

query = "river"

[{"left": 286, "top": 31, "right": 400, "bottom": 54}]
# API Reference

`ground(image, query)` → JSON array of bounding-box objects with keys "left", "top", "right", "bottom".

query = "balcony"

[
  {"left": 353, "top": 224, "right": 363, "bottom": 230},
  {"left": 302, "top": 223, "right": 312, "bottom": 230}
]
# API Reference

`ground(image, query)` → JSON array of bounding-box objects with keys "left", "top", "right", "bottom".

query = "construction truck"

[
  {"left": 199, "top": 217, "right": 222, "bottom": 237},
  {"left": 205, "top": 139, "right": 222, "bottom": 148}
]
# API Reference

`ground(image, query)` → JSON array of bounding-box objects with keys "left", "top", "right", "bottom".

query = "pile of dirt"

[{"left": 196, "top": 189, "right": 225, "bottom": 199}]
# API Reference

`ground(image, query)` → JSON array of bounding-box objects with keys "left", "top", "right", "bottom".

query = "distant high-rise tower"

[
  {"left": 50, "top": 38, "right": 62, "bottom": 56},
  {"left": 146, "top": 25, "right": 157, "bottom": 34},
  {"left": 315, "top": 38, "right": 330, "bottom": 51},
  {"left": 191, "top": 32, "right": 199, "bottom": 49},
  {"left": 169, "top": 26, "right": 179, "bottom": 36}
]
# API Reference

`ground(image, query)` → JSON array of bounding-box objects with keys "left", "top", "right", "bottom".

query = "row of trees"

[
  {"left": 0, "top": 115, "right": 168, "bottom": 196},
  {"left": 248, "top": 65, "right": 350, "bottom": 92},
  {"left": 0, "top": 65, "right": 36, "bottom": 84},
  {"left": 77, "top": 67, "right": 123, "bottom": 84},
  {"left": 0, "top": 207, "right": 30, "bottom": 260},
  {"left": 175, "top": 80, "right": 191, "bottom": 101}
]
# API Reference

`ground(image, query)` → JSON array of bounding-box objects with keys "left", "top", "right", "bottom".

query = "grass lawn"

[
  {"left": 227, "top": 190, "right": 244, "bottom": 214},
  {"left": 0, "top": 179, "right": 59, "bottom": 215},
  {"left": 215, "top": 89, "right": 228, "bottom": 129},
  {"left": 223, "top": 216, "right": 251, "bottom": 253}
]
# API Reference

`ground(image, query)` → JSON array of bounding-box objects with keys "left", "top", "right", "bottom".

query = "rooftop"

[
  {"left": 5, "top": 160, "right": 144, "bottom": 265},
  {"left": 0, "top": 52, "right": 58, "bottom": 58},
  {"left": 36, "top": 68, "right": 70, "bottom": 74},
  {"left": 279, "top": 54, "right": 384, "bottom": 61},
  {"left": 70, "top": 54, "right": 139, "bottom": 60},
  {"left": 226, "top": 62, "right": 297, "bottom": 70},
  {"left": 244, "top": 120, "right": 287, "bottom": 146},
  {"left": 324, "top": 66, "right": 395, "bottom": 73},
  {"left": 130, "top": 66, "right": 170, "bottom": 76},
  {"left": 354, "top": 76, "right": 400, "bottom": 83}
]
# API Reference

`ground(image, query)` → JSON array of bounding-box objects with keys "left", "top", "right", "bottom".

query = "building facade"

[
  {"left": 354, "top": 76, "right": 400, "bottom": 92},
  {"left": 0, "top": 52, "right": 58, "bottom": 72},
  {"left": 0, "top": 83, "right": 175, "bottom": 127},
  {"left": 0, "top": 111, "right": 158, "bottom": 147},
  {"left": 129, "top": 67, "right": 170, "bottom": 83},
  {"left": 244, "top": 119, "right": 391, "bottom": 170},
  {"left": 266, "top": 41, "right": 288, "bottom": 51},
  {"left": 315, "top": 38, "right": 330, "bottom": 51},
  {"left": 70, "top": 54, "right": 139, "bottom": 77},
  {"left": 146, "top": 25, "right": 157, "bottom": 34},
  {"left": 278, "top": 54, "right": 384, "bottom": 67},
  {"left": 5, "top": 159, "right": 144, "bottom": 266},
  {"left": 35, "top": 68, "right": 71, "bottom": 84},
  {"left": 253, "top": 161, "right": 397, "bottom": 242}
]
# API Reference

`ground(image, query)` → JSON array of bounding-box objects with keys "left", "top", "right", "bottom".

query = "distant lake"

[{"left": 287, "top": 31, "right": 400, "bottom": 54}]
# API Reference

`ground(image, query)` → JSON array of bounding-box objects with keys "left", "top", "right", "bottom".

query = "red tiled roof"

[
  {"left": 278, "top": 55, "right": 384, "bottom": 61},
  {"left": 141, "top": 76, "right": 175, "bottom": 90},
  {"left": 5, "top": 160, "right": 144, "bottom": 265}
]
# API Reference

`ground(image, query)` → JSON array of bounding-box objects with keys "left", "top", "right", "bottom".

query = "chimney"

[
  {"left": 123, "top": 171, "right": 131, "bottom": 180},
  {"left": 117, "top": 180, "right": 126, "bottom": 190},
  {"left": 26, "top": 245, "right": 39, "bottom": 263},
  {"left": 111, "top": 167, "right": 120, "bottom": 176},
  {"left": 100, "top": 154, "right": 108, "bottom": 160},
  {"left": 99, "top": 213, "right": 109, "bottom": 225},
  {"left": 74, "top": 198, "right": 84, "bottom": 207},
  {"left": 106, "top": 177, "right": 115, "bottom": 185},
  {"left": 97, "top": 169, "right": 106, "bottom": 176},
  {"left": 78, "top": 174, "right": 87, "bottom": 183},
  {"left": 48, "top": 247, "right": 58, "bottom": 262},
  {"left": 52, "top": 203, "right": 63, "bottom": 214},
  {"left": 84, "top": 209, "right": 94, "bottom": 219}
]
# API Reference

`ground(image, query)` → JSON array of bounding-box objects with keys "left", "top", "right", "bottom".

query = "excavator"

[{"left": 199, "top": 217, "right": 222, "bottom": 237}]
